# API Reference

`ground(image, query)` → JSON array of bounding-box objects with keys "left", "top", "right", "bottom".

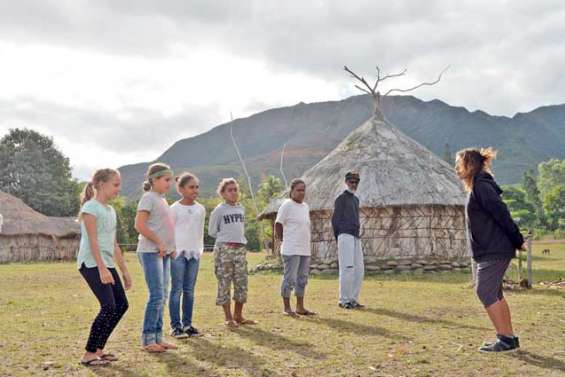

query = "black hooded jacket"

[{"left": 466, "top": 171, "right": 524, "bottom": 262}]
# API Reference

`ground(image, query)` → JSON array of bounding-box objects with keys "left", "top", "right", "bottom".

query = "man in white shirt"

[{"left": 275, "top": 179, "right": 316, "bottom": 317}]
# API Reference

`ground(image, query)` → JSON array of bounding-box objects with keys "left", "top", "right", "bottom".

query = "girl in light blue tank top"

[{"left": 77, "top": 168, "right": 132, "bottom": 366}]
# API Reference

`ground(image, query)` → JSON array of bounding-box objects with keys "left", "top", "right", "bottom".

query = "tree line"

[{"left": 1, "top": 128, "right": 563, "bottom": 247}]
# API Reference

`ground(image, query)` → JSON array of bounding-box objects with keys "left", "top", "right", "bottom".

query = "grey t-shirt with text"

[{"left": 208, "top": 202, "right": 247, "bottom": 245}]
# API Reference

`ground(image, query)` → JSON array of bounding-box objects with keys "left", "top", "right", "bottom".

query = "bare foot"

[
  {"left": 141, "top": 344, "right": 166, "bottom": 353},
  {"left": 225, "top": 319, "right": 239, "bottom": 328},
  {"left": 235, "top": 318, "right": 258, "bottom": 325},
  {"left": 158, "top": 342, "right": 178, "bottom": 350}
]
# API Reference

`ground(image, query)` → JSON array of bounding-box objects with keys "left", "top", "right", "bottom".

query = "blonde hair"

[
  {"left": 80, "top": 168, "right": 120, "bottom": 206},
  {"left": 455, "top": 147, "right": 497, "bottom": 192},
  {"left": 143, "top": 162, "right": 172, "bottom": 191},
  {"left": 217, "top": 177, "right": 239, "bottom": 198}
]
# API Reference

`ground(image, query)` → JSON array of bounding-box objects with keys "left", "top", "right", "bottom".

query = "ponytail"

[
  {"left": 80, "top": 182, "right": 96, "bottom": 205},
  {"left": 78, "top": 168, "right": 120, "bottom": 216}
]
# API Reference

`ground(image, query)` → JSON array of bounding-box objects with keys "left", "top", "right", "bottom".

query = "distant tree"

[
  {"left": 442, "top": 142, "right": 454, "bottom": 166},
  {"left": 0, "top": 128, "right": 80, "bottom": 216},
  {"left": 543, "top": 185, "right": 565, "bottom": 231},
  {"left": 538, "top": 159, "right": 565, "bottom": 198},
  {"left": 522, "top": 169, "right": 545, "bottom": 227},
  {"left": 257, "top": 175, "right": 284, "bottom": 207},
  {"left": 502, "top": 186, "right": 536, "bottom": 228}
]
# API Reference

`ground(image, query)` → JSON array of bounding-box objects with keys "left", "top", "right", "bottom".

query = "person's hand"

[
  {"left": 99, "top": 266, "right": 115, "bottom": 285},
  {"left": 122, "top": 271, "right": 132, "bottom": 290},
  {"left": 157, "top": 242, "right": 166, "bottom": 258}
]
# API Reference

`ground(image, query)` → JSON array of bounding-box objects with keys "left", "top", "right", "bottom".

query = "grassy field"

[{"left": 0, "top": 243, "right": 564, "bottom": 377}]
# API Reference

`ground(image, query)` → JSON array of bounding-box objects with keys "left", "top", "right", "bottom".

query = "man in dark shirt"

[{"left": 331, "top": 171, "right": 364, "bottom": 309}]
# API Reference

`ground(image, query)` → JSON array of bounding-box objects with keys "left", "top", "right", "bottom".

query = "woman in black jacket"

[{"left": 455, "top": 147, "right": 525, "bottom": 353}]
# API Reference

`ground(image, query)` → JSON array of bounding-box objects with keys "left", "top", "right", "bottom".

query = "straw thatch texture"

[
  {"left": 259, "top": 116, "right": 469, "bottom": 273},
  {"left": 0, "top": 191, "right": 80, "bottom": 263}
]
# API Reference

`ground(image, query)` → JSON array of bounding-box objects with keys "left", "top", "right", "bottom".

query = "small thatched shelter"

[
  {"left": 0, "top": 191, "right": 80, "bottom": 263},
  {"left": 259, "top": 115, "right": 469, "bottom": 274}
]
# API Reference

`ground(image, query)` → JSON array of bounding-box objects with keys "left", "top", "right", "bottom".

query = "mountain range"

[{"left": 118, "top": 94, "right": 565, "bottom": 199}]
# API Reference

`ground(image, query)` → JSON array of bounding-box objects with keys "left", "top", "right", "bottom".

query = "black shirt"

[{"left": 331, "top": 190, "right": 360, "bottom": 240}]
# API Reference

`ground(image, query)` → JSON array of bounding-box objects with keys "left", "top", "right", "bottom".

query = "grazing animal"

[{"left": 542, "top": 248, "right": 551, "bottom": 255}]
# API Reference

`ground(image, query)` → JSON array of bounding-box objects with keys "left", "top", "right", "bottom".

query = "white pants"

[{"left": 337, "top": 234, "right": 364, "bottom": 304}]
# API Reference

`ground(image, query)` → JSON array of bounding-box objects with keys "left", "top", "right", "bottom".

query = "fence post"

[{"left": 527, "top": 229, "right": 533, "bottom": 288}]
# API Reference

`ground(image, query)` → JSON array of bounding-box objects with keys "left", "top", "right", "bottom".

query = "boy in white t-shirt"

[
  {"left": 169, "top": 172, "right": 206, "bottom": 338},
  {"left": 275, "top": 178, "right": 316, "bottom": 317}
]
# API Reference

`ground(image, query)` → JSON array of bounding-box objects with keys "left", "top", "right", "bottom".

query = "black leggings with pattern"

[{"left": 80, "top": 264, "right": 129, "bottom": 353}]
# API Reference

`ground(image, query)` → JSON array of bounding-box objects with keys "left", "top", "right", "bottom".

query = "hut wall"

[
  {"left": 271, "top": 205, "right": 469, "bottom": 274},
  {"left": 0, "top": 234, "right": 80, "bottom": 263}
]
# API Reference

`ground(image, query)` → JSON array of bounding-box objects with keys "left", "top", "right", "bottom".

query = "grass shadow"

[
  {"left": 511, "top": 350, "right": 565, "bottom": 372},
  {"left": 363, "top": 307, "right": 489, "bottom": 331},
  {"left": 234, "top": 326, "right": 326, "bottom": 360},
  {"left": 149, "top": 350, "right": 216, "bottom": 377},
  {"left": 509, "top": 287, "right": 565, "bottom": 298},
  {"left": 89, "top": 363, "right": 157, "bottom": 377},
  {"left": 186, "top": 337, "right": 281, "bottom": 377},
  {"left": 305, "top": 316, "right": 409, "bottom": 340}
]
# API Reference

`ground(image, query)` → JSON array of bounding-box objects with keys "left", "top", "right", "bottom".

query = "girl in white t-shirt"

[
  {"left": 275, "top": 178, "right": 316, "bottom": 317},
  {"left": 169, "top": 172, "right": 206, "bottom": 338}
]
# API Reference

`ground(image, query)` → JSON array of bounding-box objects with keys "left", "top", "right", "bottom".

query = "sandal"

[
  {"left": 236, "top": 318, "right": 258, "bottom": 325},
  {"left": 80, "top": 357, "right": 110, "bottom": 366},
  {"left": 141, "top": 344, "right": 166, "bottom": 353},
  {"left": 296, "top": 310, "right": 317, "bottom": 316},
  {"left": 282, "top": 311, "right": 299, "bottom": 318},
  {"left": 100, "top": 353, "right": 118, "bottom": 361}
]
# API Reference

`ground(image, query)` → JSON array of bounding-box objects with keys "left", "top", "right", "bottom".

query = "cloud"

[
  {"left": 0, "top": 97, "right": 221, "bottom": 179},
  {"left": 1, "top": 0, "right": 564, "bottom": 178}
]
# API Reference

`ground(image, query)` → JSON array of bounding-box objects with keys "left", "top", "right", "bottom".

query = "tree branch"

[
  {"left": 354, "top": 84, "right": 371, "bottom": 94},
  {"left": 379, "top": 68, "right": 408, "bottom": 82},
  {"left": 372, "top": 66, "right": 381, "bottom": 91},
  {"left": 384, "top": 66, "right": 450, "bottom": 96},
  {"left": 344, "top": 65, "right": 374, "bottom": 94}
]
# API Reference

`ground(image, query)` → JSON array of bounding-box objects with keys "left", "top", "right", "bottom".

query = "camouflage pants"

[{"left": 213, "top": 243, "right": 248, "bottom": 305}]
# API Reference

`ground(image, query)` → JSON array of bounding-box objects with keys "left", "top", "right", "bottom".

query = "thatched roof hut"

[
  {"left": 260, "top": 115, "right": 469, "bottom": 274},
  {"left": 0, "top": 191, "right": 80, "bottom": 263}
]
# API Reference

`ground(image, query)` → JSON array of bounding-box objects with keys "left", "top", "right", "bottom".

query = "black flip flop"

[
  {"left": 80, "top": 357, "right": 110, "bottom": 366},
  {"left": 100, "top": 353, "right": 118, "bottom": 361}
]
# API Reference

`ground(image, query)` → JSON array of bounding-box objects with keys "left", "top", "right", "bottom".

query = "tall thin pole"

[{"left": 527, "top": 229, "right": 533, "bottom": 288}]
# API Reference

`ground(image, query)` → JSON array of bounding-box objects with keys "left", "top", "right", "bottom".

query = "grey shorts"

[{"left": 475, "top": 257, "right": 511, "bottom": 307}]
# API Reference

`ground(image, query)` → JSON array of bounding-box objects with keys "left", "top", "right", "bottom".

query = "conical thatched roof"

[
  {"left": 0, "top": 191, "right": 80, "bottom": 237},
  {"left": 260, "top": 115, "right": 466, "bottom": 218}
]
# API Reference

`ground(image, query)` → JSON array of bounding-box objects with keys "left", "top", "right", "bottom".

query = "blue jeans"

[
  {"left": 169, "top": 255, "right": 200, "bottom": 330},
  {"left": 138, "top": 252, "right": 171, "bottom": 346}
]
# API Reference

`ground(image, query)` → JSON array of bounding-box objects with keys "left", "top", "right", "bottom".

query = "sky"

[{"left": 1, "top": 0, "right": 564, "bottom": 180}]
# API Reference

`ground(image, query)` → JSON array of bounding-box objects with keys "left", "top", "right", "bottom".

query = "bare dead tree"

[
  {"left": 344, "top": 65, "right": 449, "bottom": 118},
  {"left": 279, "top": 143, "right": 288, "bottom": 188}
]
